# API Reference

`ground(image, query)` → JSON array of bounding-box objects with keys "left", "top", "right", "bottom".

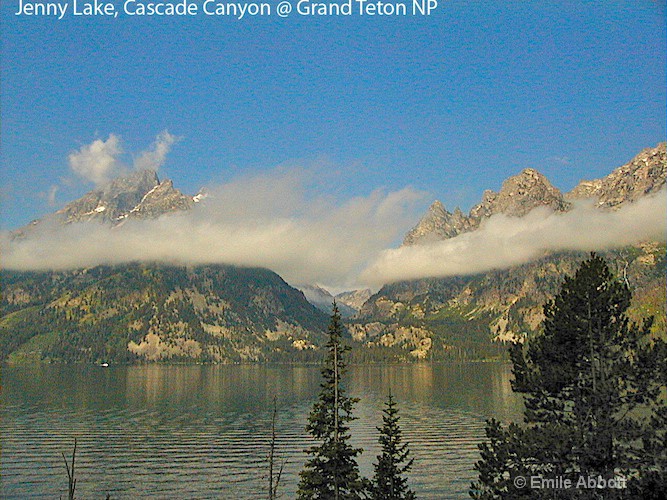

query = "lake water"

[{"left": 1, "top": 363, "right": 523, "bottom": 499}]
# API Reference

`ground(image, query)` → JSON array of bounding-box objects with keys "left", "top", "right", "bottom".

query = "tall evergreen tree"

[
  {"left": 471, "top": 253, "right": 666, "bottom": 499},
  {"left": 297, "top": 304, "right": 367, "bottom": 499},
  {"left": 372, "top": 391, "right": 415, "bottom": 500}
]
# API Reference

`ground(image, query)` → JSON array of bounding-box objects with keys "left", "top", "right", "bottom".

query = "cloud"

[
  {"left": 547, "top": 156, "right": 571, "bottom": 165},
  {"left": 4, "top": 161, "right": 665, "bottom": 290},
  {"left": 37, "top": 185, "right": 60, "bottom": 206},
  {"left": 47, "top": 185, "right": 59, "bottom": 206},
  {"left": 360, "top": 190, "right": 667, "bottom": 285},
  {"left": 68, "top": 131, "right": 177, "bottom": 186},
  {"left": 68, "top": 134, "right": 122, "bottom": 185},
  {"left": 133, "top": 130, "right": 178, "bottom": 172},
  {"left": 1, "top": 167, "right": 425, "bottom": 289}
]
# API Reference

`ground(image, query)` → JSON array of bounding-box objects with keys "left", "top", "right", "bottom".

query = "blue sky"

[{"left": 1, "top": 0, "right": 665, "bottom": 230}]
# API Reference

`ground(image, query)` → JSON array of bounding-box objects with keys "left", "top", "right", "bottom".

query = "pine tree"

[
  {"left": 471, "top": 253, "right": 666, "bottom": 499},
  {"left": 372, "top": 391, "right": 415, "bottom": 500},
  {"left": 297, "top": 303, "right": 368, "bottom": 499}
]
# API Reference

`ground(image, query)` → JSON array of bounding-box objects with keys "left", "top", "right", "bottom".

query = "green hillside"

[
  {"left": 353, "top": 245, "right": 666, "bottom": 360},
  {"left": 1, "top": 264, "right": 329, "bottom": 363}
]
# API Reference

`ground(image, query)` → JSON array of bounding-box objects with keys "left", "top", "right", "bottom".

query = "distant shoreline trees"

[{"left": 471, "top": 254, "right": 667, "bottom": 499}]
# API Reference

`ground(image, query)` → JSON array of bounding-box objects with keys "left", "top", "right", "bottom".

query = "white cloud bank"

[
  {"left": 3, "top": 159, "right": 665, "bottom": 289},
  {"left": 360, "top": 190, "right": 667, "bottom": 286},
  {"left": 1, "top": 168, "right": 425, "bottom": 289}
]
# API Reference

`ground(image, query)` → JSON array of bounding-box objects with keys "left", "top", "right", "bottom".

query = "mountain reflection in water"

[{"left": 1, "top": 362, "right": 522, "bottom": 498}]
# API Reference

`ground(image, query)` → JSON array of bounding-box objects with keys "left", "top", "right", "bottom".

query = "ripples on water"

[{"left": 1, "top": 363, "right": 523, "bottom": 498}]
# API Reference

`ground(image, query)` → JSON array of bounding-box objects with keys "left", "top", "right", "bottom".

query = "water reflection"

[
  {"left": 123, "top": 365, "right": 322, "bottom": 411},
  {"left": 1, "top": 363, "right": 522, "bottom": 498},
  {"left": 348, "top": 363, "right": 518, "bottom": 416}
]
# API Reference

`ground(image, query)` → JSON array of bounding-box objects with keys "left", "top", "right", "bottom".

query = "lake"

[{"left": 1, "top": 363, "right": 523, "bottom": 499}]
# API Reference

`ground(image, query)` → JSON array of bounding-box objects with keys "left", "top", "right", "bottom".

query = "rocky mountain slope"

[
  {"left": 296, "top": 284, "right": 355, "bottom": 317},
  {"left": 566, "top": 144, "right": 666, "bottom": 208},
  {"left": 297, "top": 285, "right": 372, "bottom": 317},
  {"left": 336, "top": 289, "right": 372, "bottom": 312},
  {"left": 404, "top": 143, "right": 665, "bottom": 246},
  {"left": 353, "top": 244, "right": 665, "bottom": 356},
  {"left": 358, "top": 143, "right": 666, "bottom": 359},
  {"left": 14, "top": 169, "right": 196, "bottom": 237},
  {"left": 0, "top": 264, "right": 329, "bottom": 363}
]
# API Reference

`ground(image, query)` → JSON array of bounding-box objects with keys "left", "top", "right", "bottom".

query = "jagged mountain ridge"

[
  {"left": 15, "top": 169, "right": 197, "bottom": 238},
  {"left": 55, "top": 169, "right": 195, "bottom": 225},
  {"left": 404, "top": 143, "right": 666, "bottom": 246},
  {"left": 404, "top": 168, "right": 570, "bottom": 245},
  {"left": 360, "top": 144, "right": 666, "bottom": 359},
  {"left": 403, "top": 202, "right": 473, "bottom": 245},
  {"left": 566, "top": 144, "right": 667, "bottom": 208}
]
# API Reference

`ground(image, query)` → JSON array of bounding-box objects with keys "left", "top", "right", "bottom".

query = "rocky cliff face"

[
  {"left": 566, "top": 143, "right": 666, "bottom": 208},
  {"left": 124, "top": 178, "right": 194, "bottom": 219},
  {"left": 403, "top": 144, "right": 666, "bottom": 247},
  {"left": 15, "top": 170, "right": 194, "bottom": 237},
  {"left": 404, "top": 168, "right": 570, "bottom": 246}
]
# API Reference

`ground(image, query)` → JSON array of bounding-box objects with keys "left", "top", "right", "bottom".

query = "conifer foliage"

[
  {"left": 471, "top": 254, "right": 666, "bottom": 499},
  {"left": 297, "top": 303, "right": 367, "bottom": 499},
  {"left": 372, "top": 391, "right": 415, "bottom": 500}
]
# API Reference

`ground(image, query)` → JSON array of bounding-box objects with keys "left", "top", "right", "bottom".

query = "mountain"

[
  {"left": 403, "top": 202, "right": 473, "bottom": 245},
  {"left": 404, "top": 143, "right": 665, "bottom": 247},
  {"left": 335, "top": 289, "right": 372, "bottom": 312},
  {"left": 56, "top": 169, "right": 194, "bottom": 224},
  {"left": 354, "top": 144, "right": 666, "bottom": 359},
  {"left": 2, "top": 145, "right": 664, "bottom": 364},
  {"left": 2, "top": 170, "right": 350, "bottom": 363},
  {"left": 566, "top": 143, "right": 666, "bottom": 208},
  {"left": 469, "top": 167, "right": 569, "bottom": 219},
  {"left": 14, "top": 169, "right": 194, "bottom": 238},
  {"left": 404, "top": 168, "right": 570, "bottom": 246},
  {"left": 297, "top": 284, "right": 357, "bottom": 317},
  {"left": 0, "top": 264, "right": 329, "bottom": 363},
  {"left": 354, "top": 244, "right": 665, "bottom": 355}
]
